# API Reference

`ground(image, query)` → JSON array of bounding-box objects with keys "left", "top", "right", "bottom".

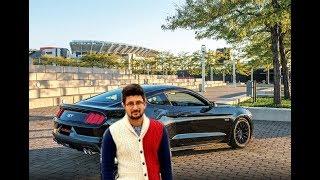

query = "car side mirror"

[
  {"left": 211, "top": 101, "right": 217, "bottom": 107},
  {"left": 154, "top": 109, "right": 169, "bottom": 119},
  {"left": 200, "top": 101, "right": 216, "bottom": 113}
]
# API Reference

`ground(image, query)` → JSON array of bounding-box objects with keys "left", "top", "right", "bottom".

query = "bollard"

[{"left": 246, "top": 80, "right": 253, "bottom": 97}]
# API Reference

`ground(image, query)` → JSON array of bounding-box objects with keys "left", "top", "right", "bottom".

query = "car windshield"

[{"left": 87, "top": 89, "right": 122, "bottom": 104}]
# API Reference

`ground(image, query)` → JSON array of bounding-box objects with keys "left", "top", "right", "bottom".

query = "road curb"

[{"left": 215, "top": 95, "right": 251, "bottom": 105}]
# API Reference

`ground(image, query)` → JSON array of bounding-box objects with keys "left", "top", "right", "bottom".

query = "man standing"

[{"left": 101, "top": 84, "right": 173, "bottom": 180}]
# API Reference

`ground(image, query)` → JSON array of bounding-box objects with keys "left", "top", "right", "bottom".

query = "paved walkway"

[
  {"left": 204, "top": 85, "right": 247, "bottom": 101},
  {"left": 29, "top": 109, "right": 291, "bottom": 179},
  {"left": 203, "top": 84, "right": 272, "bottom": 104},
  {"left": 29, "top": 84, "right": 290, "bottom": 179}
]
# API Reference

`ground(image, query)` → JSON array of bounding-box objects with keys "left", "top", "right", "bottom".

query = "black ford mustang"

[{"left": 53, "top": 85, "right": 253, "bottom": 154}]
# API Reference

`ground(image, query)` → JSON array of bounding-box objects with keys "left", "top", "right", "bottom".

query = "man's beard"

[{"left": 128, "top": 110, "right": 144, "bottom": 120}]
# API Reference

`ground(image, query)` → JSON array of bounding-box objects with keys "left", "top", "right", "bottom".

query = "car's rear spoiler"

[{"left": 60, "top": 104, "right": 124, "bottom": 117}]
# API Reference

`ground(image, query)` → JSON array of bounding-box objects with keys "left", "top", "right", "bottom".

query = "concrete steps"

[{"left": 29, "top": 65, "right": 227, "bottom": 109}]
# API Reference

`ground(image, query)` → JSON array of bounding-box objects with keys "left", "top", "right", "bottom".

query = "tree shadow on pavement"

[
  {"left": 252, "top": 120, "right": 291, "bottom": 139},
  {"left": 29, "top": 120, "right": 290, "bottom": 179},
  {"left": 29, "top": 128, "right": 53, "bottom": 132},
  {"left": 29, "top": 115, "right": 54, "bottom": 121},
  {"left": 171, "top": 146, "right": 234, "bottom": 157},
  {"left": 219, "top": 92, "right": 246, "bottom": 98},
  {"left": 171, "top": 120, "right": 290, "bottom": 157},
  {"left": 29, "top": 147, "right": 100, "bottom": 180}
]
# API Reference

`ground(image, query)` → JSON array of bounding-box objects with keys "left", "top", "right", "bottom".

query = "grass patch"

[{"left": 238, "top": 97, "right": 291, "bottom": 108}]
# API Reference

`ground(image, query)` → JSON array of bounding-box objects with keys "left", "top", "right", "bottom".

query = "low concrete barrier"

[
  {"left": 215, "top": 95, "right": 250, "bottom": 105},
  {"left": 29, "top": 65, "right": 229, "bottom": 109},
  {"left": 245, "top": 107, "right": 291, "bottom": 122}
]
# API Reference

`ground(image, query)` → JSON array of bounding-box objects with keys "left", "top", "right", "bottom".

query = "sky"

[{"left": 29, "top": 0, "right": 228, "bottom": 55}]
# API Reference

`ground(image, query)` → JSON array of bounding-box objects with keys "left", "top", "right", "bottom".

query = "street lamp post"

[
  {"left": 201, "top": 45, "right": 206, "bottom": 94},
  {"left": 251, "top": 68, "right": 253, "bottom": 81},
  {"left": 128, "top": 54, "right": 132, "bottom": 74},
  {"left": 222, "top": 64, "right": 225, "bottom": 83},
  {"left": 161, "top": 54, "right": 164, "bottom": 76}
]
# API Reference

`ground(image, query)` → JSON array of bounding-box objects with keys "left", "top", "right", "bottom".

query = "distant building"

[
  {"left": 69, "top": 40, "right": 159, "bottom": 59},
  {"left": 40, "top": 47, "right": 70, "bottom": 58},
  {"left": 29, "top": 49, "right": 42, "bottom": 59},
  {"left": 29, "top": 47, "right": 71, "bottom": 60}
]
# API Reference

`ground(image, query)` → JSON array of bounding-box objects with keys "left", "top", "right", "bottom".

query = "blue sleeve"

[
  {"left": 101, "top": 129, "right": 116, "bottom": 180},
  {"left": 158, "top": 127, "right": 173, "bottom": 180}
]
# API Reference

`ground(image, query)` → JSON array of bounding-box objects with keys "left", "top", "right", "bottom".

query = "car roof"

[
  {"left": 141, "top": 84, "right": 184, "bottom": 93},
  {"left": 81, "top": 84, "right": 208, "bottom": 107}
]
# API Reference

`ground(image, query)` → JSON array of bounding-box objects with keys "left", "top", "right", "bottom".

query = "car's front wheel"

[{"left": 228, "top": 117, "right": 251, "bottom": 148}]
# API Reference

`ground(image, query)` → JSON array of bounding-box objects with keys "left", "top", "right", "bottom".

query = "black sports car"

[{"left": 53, "top": 85, "right": 253, "bottom": 154}]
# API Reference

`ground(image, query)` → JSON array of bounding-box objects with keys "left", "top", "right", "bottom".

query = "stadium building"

[{"left": 69, "top": 40, "right": 159, "bottom": 59}]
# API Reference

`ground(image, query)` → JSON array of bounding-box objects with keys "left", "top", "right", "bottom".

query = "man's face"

[{"left": 123, "top": 95, "right": 146, "bottom": 120}]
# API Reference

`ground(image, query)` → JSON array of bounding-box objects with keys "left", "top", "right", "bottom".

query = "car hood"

[{"left": 212, "top": 105, "right": 253, "bottom": 119}]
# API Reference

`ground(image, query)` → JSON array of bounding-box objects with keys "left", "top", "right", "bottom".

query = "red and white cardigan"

[{"left": 101, "top": 114, "right": 172, "bottom": 180}]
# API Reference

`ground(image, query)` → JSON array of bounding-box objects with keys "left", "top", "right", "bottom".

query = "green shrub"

[{"left": 239, "top": 97, "right": 291, "bottom": 108}]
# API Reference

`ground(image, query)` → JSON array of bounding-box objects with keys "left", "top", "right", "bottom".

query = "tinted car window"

[
  {"left": 87, "top": 89, "right": 122, "bottom": 104},
  {"left": 147, "top": 93, "right": 170, "bottom": 105},
  {"left": 165, "top": 91, "right": 206, "bottom": 106}
]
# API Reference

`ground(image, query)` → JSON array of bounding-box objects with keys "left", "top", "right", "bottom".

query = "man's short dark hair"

[{"left": 122, "top": 84, "right": 146, "bottom": 103}]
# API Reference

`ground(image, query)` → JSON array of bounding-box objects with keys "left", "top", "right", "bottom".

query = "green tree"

[
  {"left": 243, "top": 32, "right": 273, "bottom": 83},
  {"left": 80, "top": 53, "right": 125, "bottom": 69},
  {"left": 35, "top": 55, "right": 80, "bottom": 66},
  {"left": 161, "top": 51, "right": 179, "bottom": 75},
  {"left": 236, "top": 60, "right": 251, "bottom": 76},
  {"left": 162, "top": 0, "right": 291, "bottom": 106},
  {"left": 279, "top": 26, "right": 291, "bottom": 99}
]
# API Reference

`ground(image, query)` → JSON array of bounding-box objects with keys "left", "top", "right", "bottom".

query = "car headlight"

[
  {"left": 245, "top": 109, "right": 253, "bottom": 118},
  {"left": 248, "top": 111, "right": 253, "bottom": 118}
]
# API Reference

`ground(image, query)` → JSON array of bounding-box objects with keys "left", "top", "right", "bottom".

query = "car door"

[
  {"left": 163, "top": 89, "right": 228, "bottom": 147},
  {"left": 144, "top": 92, "right": 179, "bottom": 147}
]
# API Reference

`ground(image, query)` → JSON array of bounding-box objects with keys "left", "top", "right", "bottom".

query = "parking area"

[{"left": 30, "top": 106, "right": 291, "bottom": 180}]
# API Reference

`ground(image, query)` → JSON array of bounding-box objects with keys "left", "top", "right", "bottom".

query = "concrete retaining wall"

[
  {"left": 245, "top": 107, "right": 291, "bottom": 122},
  {"left": 215, "top": 95, "right": 251, "bottom": 105},
  {"left": 29, "top": 64, "right": 226, "bottom": 109}
]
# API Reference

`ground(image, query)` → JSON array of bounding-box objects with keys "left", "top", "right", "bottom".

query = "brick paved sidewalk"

[{"left": 29, "top": 107, "right": 291, "bottom": 180}]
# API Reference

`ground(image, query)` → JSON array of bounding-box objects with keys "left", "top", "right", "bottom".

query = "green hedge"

[{"left": 239, "top": 97, "right": 291, "bottom": 108}]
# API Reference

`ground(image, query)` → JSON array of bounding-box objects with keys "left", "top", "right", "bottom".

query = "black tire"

[{"left": 228, "top": 117, "right": 251, "bottom": 149}]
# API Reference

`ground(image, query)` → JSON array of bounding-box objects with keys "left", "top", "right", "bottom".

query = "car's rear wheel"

[{"left": 228, "top": 117, "right": 251, "bottom": 148}]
